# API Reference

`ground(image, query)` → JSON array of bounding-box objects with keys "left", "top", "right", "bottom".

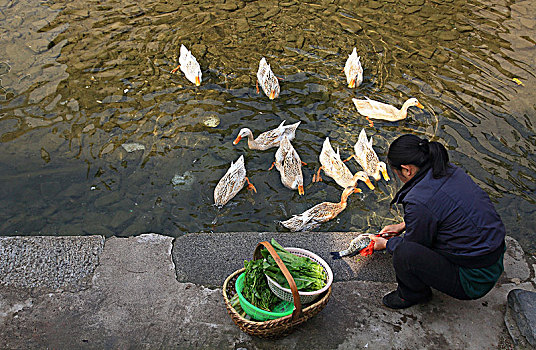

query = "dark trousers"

[{"left": 392, "top": 241, "right": 471, "bottom": 302}]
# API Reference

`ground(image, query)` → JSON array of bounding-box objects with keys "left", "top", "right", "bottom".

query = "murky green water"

[{"left": 1, "top": 0, "right": 535, "bottom": 252}]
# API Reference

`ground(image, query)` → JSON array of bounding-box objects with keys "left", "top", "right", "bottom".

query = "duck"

[
  {"left": 280, "top": 186, "right": 360, "bottom": 232},
  {"left": 257, "top": 57, "right": 280, "bottom": 100},
  {"left": 313, "top": 137, "right": 374, "bottom": 191},
  {"left": 272, "top": 135, "right": 305, "bottom": 195},
  {"left": 344, "top": 48, "right": 363, "bottom": 88},
  {"left": 352, "top": 97, "right": 424, "bottom": 126},
  {"left": 233, "top": 120, "right": 301, "bottom": 151},
  {"left": 214, "top": 155, "right": 256, "bottom": 207},
  {"left": 171, "top": 44, "right": 202, "bottom": 86},
  {"left": 348, "top": 129, "right": 390, "bottom": 182}
]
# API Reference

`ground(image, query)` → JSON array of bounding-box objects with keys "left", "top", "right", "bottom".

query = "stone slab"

[
  {"left": 506, "top": 288, "right": 536, "bottom": 347},
  {"left": 504, "top": 236, "right": 531, "bottom": 282},
  {"left": 172, "top": 232, "right": 396, "bottom": 287},
  {"left": 0, "top": 235, "right": 104, "bottom": 291},
  {"left": 1, "top": 233, "right": 534, "bottom": 349}
]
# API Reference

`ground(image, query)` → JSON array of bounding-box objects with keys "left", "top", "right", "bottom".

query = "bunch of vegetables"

[
  {"left": 240, "top": 239, "right": 327, "bottom": 312},
  {"left": 262, "top": 239, "right": 326, "bottom": 292},
  {"left": 240, "top": 257, "right": 281, "bottom": 311}
]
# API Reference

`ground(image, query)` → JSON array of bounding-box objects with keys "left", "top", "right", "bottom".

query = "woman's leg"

[{"left": 392, "top": 240, "right": 470, "bottom": 302}]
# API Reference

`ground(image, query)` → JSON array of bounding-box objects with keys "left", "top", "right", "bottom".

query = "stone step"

[{"left": 172, "top": 231, "right": 396, "bottom": 287}]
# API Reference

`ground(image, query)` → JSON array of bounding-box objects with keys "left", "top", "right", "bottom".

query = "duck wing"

[
  {"left": 255, "top": 121, "right": 286, "bottom": 147},
  {"left": 214, "top": 157, "right": 246, "bottom": 206},
  {"left": 344, "top": 48, "right": 363, "bottom": 87},
  {"left": 179, "top": 45, "right": 201, "bottom": 85},
  {"left": 320, "top": 139, "right": 354, "bottom": 187},
  {"left": 352, "top": 98, "right": 398, "bottom": 120},
  {"left": 281, "top": 147, "right": 303, "bottom": 190}
]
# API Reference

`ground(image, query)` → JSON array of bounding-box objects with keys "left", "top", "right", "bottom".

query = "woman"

[{"left": 371, "top": 134, "right": 506, "bottom": 309}]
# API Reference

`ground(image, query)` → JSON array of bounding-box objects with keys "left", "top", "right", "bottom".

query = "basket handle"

[{"left": 253, "top": 241, "right": 302, "bottom": 321}]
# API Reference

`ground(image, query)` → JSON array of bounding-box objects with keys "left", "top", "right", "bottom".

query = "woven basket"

[
  {"left": 265, "top": 247, "right": 333, "bottom": 304},
  {"left": 222, "top": 241, "right": 332, "bottom": 338}
]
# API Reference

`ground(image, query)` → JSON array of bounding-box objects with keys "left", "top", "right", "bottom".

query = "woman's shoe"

[{"left": 382, "top": 290, "right": 432, "bottom": 309}]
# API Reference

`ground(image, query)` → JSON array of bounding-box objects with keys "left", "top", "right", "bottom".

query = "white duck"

[
  {"left": 171, "top": 44, "right": 202, "bottom": 86},
  {"left": 273, "top": 135, "right": 304, "bottom": 195},
  {"left": 313, "top": 137, "right": 374, "bottom": 190},
  {"left": 233, "top": 120, "right": 300, "bottom": 151},
  {"left": 344, "top": 47, "right": 363, "bottom": 88},
  {"left": 352, "top": 97, "right": 423, "bottom": 126},
  {"left": 214, "top": 155, "right": 256, "bottom": 207},
  {"left": 348, "top": 129, "right": 390, "bottom": 182},
  {"left": 280, "top": 186, "right": 359, "bottom": 232},
  {"left": 257, "top": 57, "right": 280, "bottom": 100}
]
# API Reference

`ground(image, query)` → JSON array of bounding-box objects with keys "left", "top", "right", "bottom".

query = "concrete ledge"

[
  {"left": 0, "top": 233, "right": 534, "bottom": 349},
  {"left": 0, "top": 235, "right": 104, "bottom": 291},
  {"left": 172, "top": 232, "right": 396, "bottom": 287}
]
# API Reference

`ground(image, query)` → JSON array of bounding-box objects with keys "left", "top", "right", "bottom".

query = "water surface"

[{"left": 0, "top": 0, "right": 534, "bottom": 253}]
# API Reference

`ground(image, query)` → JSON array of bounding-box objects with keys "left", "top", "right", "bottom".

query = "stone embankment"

[{"left": 1, "top": 232, "right": 535, "bottom": 349}]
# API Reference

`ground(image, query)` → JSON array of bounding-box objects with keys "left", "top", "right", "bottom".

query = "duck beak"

[
  {"left": 269, "top": 90, "right": 276, "bottom": 100},
  {"left": 416, "top": 102, "right": 424, "bottom": 109},
  {"left": 233, "top": 136, "right": 242, "bottom": 145},
  {"left": 298, "top": 185, "right": 304, "bottom": 195},
  {"left": 353, "top": 188, "right": 362, "bottom": 193},
  {"left": 381, "top": 169, "right": 390, "bottom": 181},
  {"left": 195, "top": 76, "right": 201, "bottom": 86},
  {"left": 348, "top": 78, "right": 355, "bottom": 88},
  {"left": 364, "top": 178, "right": 375, "bottom": 190}
]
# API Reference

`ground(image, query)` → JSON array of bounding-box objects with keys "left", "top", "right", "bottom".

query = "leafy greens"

[
  {"left": 241, "top": 239, "right": 327, "bottom": 312},
  {"left": 262, "top": 239, "right": 326, "bottom": 292},
  {"left": 242, "top": 258, "right": 280, "bottom": 311}
]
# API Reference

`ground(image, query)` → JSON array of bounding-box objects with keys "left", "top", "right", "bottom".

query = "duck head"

[
  {"left": 378, "top": 162, "right": 390, "bottom": 181},
  {"left": 292, "top": 178, "right": 304, "bottom": 195},
  {"left": 233, "top": 128, "right": 252, "bottom": 145},
  {"left": 406, "top": 97, "right": 424, "bottom": 109},
  {"left": 352, "top": 171, "right": 375, "bottom": 190}
]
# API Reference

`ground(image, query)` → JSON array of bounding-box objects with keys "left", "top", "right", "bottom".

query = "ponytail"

[
  {"left": 387, "top": 134, "right": 450, "bottom": 178},
  {"left": 427, "top": 140, "right": 450, "bottom": 178}
]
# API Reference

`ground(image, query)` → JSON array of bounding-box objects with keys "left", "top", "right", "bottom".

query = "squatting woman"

[{"left": 371, "top": 134, "right": 506, "bottom": 309}]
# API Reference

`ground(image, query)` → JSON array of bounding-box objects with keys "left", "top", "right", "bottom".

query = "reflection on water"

[{"left": 0, "top": 0, "right": 534, "bottom": 252}]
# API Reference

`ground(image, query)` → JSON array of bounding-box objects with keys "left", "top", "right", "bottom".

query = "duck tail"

[{"left": 330, "top": 251, "right": 342, "bottom": 260}]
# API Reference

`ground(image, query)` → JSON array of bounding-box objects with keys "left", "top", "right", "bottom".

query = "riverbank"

[{"left": 1, "top": 232, "right": 534, "bottom": 349}]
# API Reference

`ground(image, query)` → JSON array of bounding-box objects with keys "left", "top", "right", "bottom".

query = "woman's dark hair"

[{"left": 387, "top": 134, "right": 450, "bottom": 178}]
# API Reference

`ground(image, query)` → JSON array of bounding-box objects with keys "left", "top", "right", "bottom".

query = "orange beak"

[
  {"left": 269, "top": 90, "right": 276, "bottom": 100},
  {"left": 195, "top": 76, "right": 201, "bottom": 86},
  {"left": 298, "top": 185, "right": 304, "bottom": 195},
  {"left": 348, "top": 78, "right": 355, "bottom": 88},
  {"left": 416, "top": 102, "right": 424, "bottom": 109},
  {"left": 353, "top": 188, "right": 362, "bottom": 193},
  {"left": 381, "top": 169, "right": 390, "bottom": 181},
  {"left": 364, "top": 178, "right": 375, "bottom": 190},
  {"left": 233, "top": 136, "right": 242, "bottom": 145}
]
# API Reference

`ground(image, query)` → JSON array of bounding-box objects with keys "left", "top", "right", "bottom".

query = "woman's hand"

[
  {"left": 369, "top": 235, "right": 387, "bottom": 251},
  {"left": 380, "top": 222, "right": 405, "bottom": 236}
]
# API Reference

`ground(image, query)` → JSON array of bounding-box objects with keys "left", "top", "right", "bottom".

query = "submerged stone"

[
  {"left": 0, "top": 62, "right": 10, "bottom": 75},
  {"left": 203, "top": 115, "right": 220, "bottom": 128},
  {"left": 438, "top": 30, "right": 460, "bottom": 41},
  {"left": 122, "top": 143, "right": 145, "bottom": 153},
  {"left": 172, "top": 171, "right": 195, "bottom": 190},
  {"left": 403, "top": 6, "right": 421, "bottom": 14}
]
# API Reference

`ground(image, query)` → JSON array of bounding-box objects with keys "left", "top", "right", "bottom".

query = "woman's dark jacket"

[{"left": 386, "top": 164, "right": 506, "bottom": 268}]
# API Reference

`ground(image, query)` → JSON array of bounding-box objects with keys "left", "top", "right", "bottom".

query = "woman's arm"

[
  {"left": 385, "top": 202, "right": 438, "bottom": 254},
  {"left": 380, "top": 222, "right": 405, "bottom": 235},
  {"left": 371, "top": 222, "right": 405, "bottom": 251}
]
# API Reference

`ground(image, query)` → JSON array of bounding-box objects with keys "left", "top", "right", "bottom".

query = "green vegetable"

[
  {"left": 240, "top": 239, "right": 327, "bottom": 312},
  {"left": 241, "top": 258, "right": 280, "bottom": 311},
  {"left": 261, "top": 239, "right": 326, "bottom": 292}
]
